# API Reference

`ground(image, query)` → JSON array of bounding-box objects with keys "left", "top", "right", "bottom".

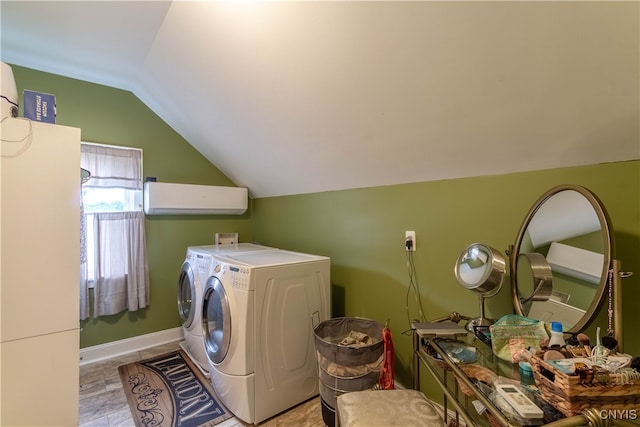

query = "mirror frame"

[{"left": 509, "top": 184, "right": 615, "bottom": 334}]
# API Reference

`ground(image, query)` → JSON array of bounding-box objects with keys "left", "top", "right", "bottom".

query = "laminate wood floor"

[{"left": 79, "top": 341, "right": 326, "bottom": 427}]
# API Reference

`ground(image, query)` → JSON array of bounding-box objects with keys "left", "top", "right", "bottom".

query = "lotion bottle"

[{"left": 548, "top": 321, "right": 565, "bottom": 348}]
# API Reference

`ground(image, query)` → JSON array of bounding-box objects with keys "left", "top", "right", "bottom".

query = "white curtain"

[
  {"left": 80, "top": 203, "right": 90, "bottom": 320},
  {"left": 81, "top": 144, "right": 143, "bottom": 190},
  {"left": 93, "top": 211, "right": 149, "bottom": 317},
  {"left": 80, "top": 143, "right": 148, "bottom": 318}
]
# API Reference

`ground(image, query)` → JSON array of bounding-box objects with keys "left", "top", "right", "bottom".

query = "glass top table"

[{"left": 411, "top": 325, "right": 639, "bottom": 427}]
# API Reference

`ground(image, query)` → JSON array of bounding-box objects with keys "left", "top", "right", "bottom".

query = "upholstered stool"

[{"left": 335, "top": 389, "right": 446, "bottom": 427}]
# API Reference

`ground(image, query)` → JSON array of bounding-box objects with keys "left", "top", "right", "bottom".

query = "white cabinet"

[
  {"left": 1, "top": 118, "right": 81, "bottom": 426},
  {"left": 2, "top": 330, "right": 80, "bottom": 426}
]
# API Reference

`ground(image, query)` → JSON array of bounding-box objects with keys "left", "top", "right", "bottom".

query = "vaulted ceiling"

[{"left": 2, "top": 1, "right": 638, "bottom": 198}]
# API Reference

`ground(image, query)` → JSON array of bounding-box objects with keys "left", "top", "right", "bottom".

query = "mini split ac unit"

[{"left": 143, "top": 182, "right": 248, "bottom": 215}]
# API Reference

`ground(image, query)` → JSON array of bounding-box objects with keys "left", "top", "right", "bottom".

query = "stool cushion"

[{"left": 336, "top": 389, "right": 446, "bottom": 427}]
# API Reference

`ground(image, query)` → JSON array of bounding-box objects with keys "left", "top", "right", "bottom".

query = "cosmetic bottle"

[{"left": 548, "top": 321, "right": 565, "bottom": 348}]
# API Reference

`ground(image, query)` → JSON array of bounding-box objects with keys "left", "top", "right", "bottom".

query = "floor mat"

[{"left": 118, "top": 350, "right": 232, "bottom": 427}]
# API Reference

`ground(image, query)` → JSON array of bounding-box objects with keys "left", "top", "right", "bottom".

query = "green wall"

[
  {"left": 10, "top": 65, "right": 640, "bottom": 394},
  {"left": 252, "top": 161, "right": 640, "bottom": 389},
  {"left": 10, "top": 65, "right": 254, "bottom": 347}
]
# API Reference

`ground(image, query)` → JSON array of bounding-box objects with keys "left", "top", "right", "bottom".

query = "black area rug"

[{"left": 118, "top": 350, "right": 232, "bottom": 427}]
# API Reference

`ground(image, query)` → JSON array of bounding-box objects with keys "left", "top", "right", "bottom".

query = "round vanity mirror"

[
  {"left": 455, "top": 243, "right": 506, "bottom": 331},
  {"left": 456, "top": 244, "right": 505, "bottom": 294},
  {"left": 510, "top": 185, "right": 613, "bottom": 333}
]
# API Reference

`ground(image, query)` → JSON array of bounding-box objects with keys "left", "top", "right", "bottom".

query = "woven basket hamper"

[{"left": 531, "top": 355, "right": 640, "bottom": 417}]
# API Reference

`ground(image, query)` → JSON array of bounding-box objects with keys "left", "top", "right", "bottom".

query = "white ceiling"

[{"left": 2, "top": 1, "right": 638, "bottom": 198}]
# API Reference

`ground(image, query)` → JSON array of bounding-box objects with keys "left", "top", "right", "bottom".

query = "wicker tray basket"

[
  {"left": 457, "top": 364, "right": 497, "bottom": 397},
  {"left": 530, "top": 355, "right": 640, "bottom": 417}
]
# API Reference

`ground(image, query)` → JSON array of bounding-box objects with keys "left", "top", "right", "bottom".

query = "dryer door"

[
  {"left": 177, "top": 262, "right": 196, "bottom": 328},
  {"left": 202, "top": 276, "right": 231, "bottom": 364}
]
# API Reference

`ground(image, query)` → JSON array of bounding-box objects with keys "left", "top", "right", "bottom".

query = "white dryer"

[
  {"left": 202, "top": 250, "right": 331, "bottom": 424},
  {"left": 177, "top": 243, "right": 276, "bottom": 376}
]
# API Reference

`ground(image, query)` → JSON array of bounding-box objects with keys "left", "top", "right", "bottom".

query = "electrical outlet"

[
  {"left": 405, "top": 230, "right": 416, "bottom": 251},
  {"left": 215, "top": 232, "right": 238, "bottom": 245}
]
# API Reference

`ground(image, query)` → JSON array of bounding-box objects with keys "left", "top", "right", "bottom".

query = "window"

[
  {"left": 80, "top": 143, "right": 149, "bottom": 319},
  {"left": 80, "top": 143, "right": 143, "bottom": 211},
  {"left": 83, "top": 187, "right": 141, "bottom": 213},
  {"left": 81, "top": 143, "right": 143, "bottom": 281}
]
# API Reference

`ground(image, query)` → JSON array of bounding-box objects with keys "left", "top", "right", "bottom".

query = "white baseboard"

[{"left": 79, "top": 327, "right": 183, "bottom": 366}]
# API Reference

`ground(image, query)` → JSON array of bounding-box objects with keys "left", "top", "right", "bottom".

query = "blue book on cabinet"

[{"left": 23, "top": 90, "right": 56, "bottom": 123}]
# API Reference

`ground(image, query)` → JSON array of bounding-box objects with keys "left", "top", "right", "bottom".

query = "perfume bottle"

[{"left": 591, "top": 326, "right": 610, "bottom": 365}]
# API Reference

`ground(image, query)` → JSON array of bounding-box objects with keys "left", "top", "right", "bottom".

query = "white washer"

[
  {"left": 202, "top": 250, "right": 331, "bottom": 424},
  {"left": 177, "top": 243, "right": 276, "bottom": 377}
]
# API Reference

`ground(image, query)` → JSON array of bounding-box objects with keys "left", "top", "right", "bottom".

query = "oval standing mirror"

[{"left": 510, "top": 185, "right": 614, "bottom": 334}]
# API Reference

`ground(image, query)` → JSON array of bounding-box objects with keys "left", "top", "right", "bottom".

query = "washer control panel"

[
  {"left": 227, "top": 264, "right": 252, "bottom": 290},
  {"left": 196, "top": 254, "right": 212, "bottom": 272}
]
